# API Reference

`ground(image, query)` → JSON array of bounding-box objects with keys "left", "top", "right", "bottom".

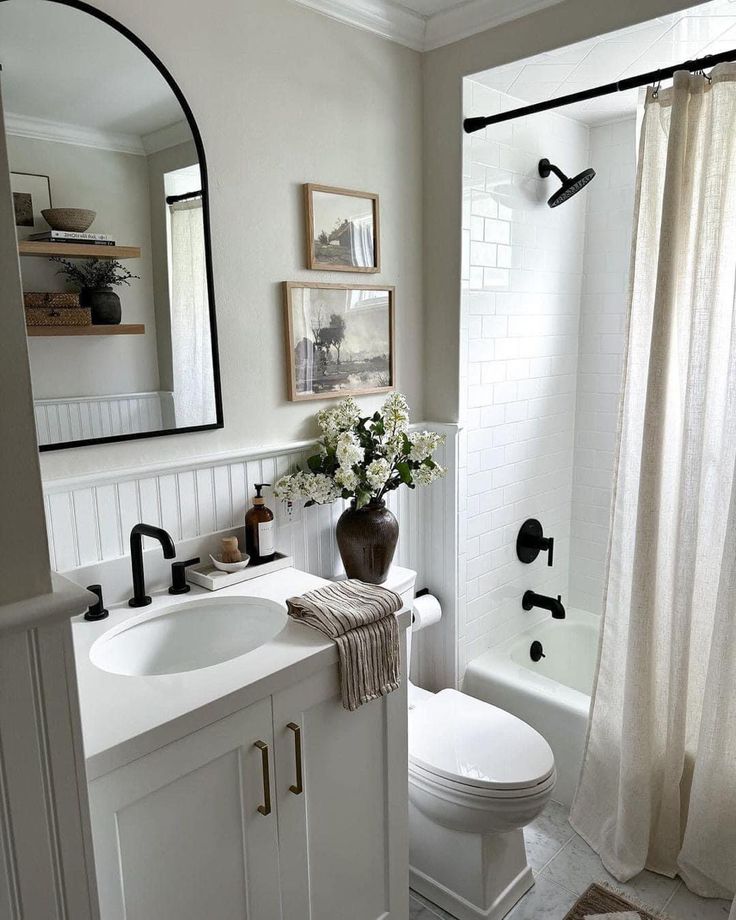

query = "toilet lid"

[{"left": 408, "top": 689, "right": 555, "bottom": 792}]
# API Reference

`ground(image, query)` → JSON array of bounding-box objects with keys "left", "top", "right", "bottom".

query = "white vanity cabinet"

[
  {"left": 273, "top": 665, "right": 408, "bottom": 920},
  {"left": 88, "top": 696, "right": 282, "bottom": 920},
  {"left": 87, "top": 661, "right": 409, "bottom": 920}
]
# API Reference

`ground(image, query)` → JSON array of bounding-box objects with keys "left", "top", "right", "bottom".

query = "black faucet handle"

[
  {"left": 169, "top": 558, "right": 200, "bottom": 595},
  {"left": 517, "top": 519, "right": 556, "bottom": 566},
  {"left": 84, "top": 584, "right": 109, "bottom": 621}
]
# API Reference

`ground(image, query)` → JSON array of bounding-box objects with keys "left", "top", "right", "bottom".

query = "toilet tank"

[{"left": 383, "top": 566, "right": 417, "bottom": 612}]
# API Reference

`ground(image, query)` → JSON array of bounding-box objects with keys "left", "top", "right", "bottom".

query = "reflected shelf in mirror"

[
  {"left": 27, "top": 324, "right": 145, "bottom": 337},
  {"left": 19, "top": 241, "right": 141, "bottom": 260}
]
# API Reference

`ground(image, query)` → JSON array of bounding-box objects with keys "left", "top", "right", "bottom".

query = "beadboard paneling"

[
  {"left": 43, "top": 438, "right": 435, "bottom": 581},
  {"left": 34, "top": 391, "right": 169, "bottom": 447}
]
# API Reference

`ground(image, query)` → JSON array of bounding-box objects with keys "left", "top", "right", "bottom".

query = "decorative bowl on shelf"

[
  {"left": 209, "top": 553, "right": 251, "bottom": 573},
  {"left": 42, "top": 208, "right": 96, "bottom": 232}
]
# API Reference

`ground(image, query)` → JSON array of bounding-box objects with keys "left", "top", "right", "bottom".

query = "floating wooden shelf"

[
  {"left": 27, "top": 324, "right": 145, "bottom": 337},
  {"left": 19, "top": 241, "right": 141, "bottom": 260}
]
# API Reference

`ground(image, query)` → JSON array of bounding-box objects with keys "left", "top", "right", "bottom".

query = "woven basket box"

[{"left": 24, "top": 292, "right": 90, "bottom": 327}]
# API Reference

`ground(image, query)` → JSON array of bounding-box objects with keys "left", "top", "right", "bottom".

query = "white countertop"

[{"left": 73, "top": 567, "right": 410, "bottom": 780}]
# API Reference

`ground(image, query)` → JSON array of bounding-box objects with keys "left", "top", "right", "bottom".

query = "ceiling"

[
  {"left": 472, "top": 0, "right": 736, "bottom": 123},
  {"left": 291, "top": 0, "right": 565, "bottom": 51},
  {"left": 0, "top": 0, "right": 187, "bottom": 142}
]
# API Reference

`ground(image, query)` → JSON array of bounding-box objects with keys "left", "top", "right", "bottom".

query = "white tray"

[{"left": 186, "top": 552, "right": 294, "bottom": 591}]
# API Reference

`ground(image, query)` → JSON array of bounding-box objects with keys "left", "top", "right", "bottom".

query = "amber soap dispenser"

[{"left": 245, "top": 483, "right": 275, "bottom": 563}]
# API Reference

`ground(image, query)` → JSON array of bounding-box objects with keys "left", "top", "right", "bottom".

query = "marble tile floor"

[{"left": 409, "top": 801, "right": 732, "bottom": 920}]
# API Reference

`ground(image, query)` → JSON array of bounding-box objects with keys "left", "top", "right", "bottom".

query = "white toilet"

[{"left": 385, "top": 567, "right": 556, "bottom": 920}]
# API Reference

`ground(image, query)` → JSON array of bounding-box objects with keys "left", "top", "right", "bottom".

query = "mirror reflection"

[{"left": 0, "top": 0, "right": 221, "bottom": 449}]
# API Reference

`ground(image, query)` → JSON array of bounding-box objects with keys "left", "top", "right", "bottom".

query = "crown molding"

[
  {"left": 291, "top": 0, "right": 426, "bottom": 50},
  {"left": 424, "top": 0, "right": 564, "bottom": 51},
  {"left": 142, "top": 120, "right": 192, "bottom": 155},
  {"left": 290, "top": 0, "right": 563, "bottom": 51},
  {"left": 4, "top": 112, "right": 145, "bottom": 155}
]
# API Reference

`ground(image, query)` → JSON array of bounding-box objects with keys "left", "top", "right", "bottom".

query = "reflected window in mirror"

[{"left": 0, "top": 0, "right": 223, "bottom": 450}]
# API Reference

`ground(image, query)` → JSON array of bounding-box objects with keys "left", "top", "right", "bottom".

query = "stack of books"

[{"left": 28, "top": 230, "right": 116, "bottom": 246}]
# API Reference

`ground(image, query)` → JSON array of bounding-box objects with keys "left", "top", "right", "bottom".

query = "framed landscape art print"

[
  {"left": 304, "top": 184, "right": 380, "bottom": 272},
  {"left": 283, "top": 282, "right": 395, "bottom": 401}
]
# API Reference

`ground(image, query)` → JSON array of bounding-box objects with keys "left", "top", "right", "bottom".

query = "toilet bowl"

[{"left": 384, "top": 568, "right": 556, "bottom": 920}]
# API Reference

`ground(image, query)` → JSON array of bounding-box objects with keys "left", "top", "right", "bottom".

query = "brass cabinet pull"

[
  {"left": 254, "top": 741, "right": 271, "bottom": 816},
  {"left": 287, "top": 722, "right": 303, "bottom": 795}
]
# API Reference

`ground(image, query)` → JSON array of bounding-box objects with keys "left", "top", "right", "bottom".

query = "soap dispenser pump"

[{"left": 245, "top": 483, "right": 275, "bottom": 564}]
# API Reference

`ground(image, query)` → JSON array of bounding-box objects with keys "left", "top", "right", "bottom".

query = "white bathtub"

[{"left": 463, "top": 608, "right": 601, "bottom": 806}]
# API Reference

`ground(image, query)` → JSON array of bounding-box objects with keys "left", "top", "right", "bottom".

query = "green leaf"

[
  {"left": 397, "top": 461, "right": 413, "bottom": 485},
  {"left": 307, "top": 454, "right": 322, "bottom": 471}
]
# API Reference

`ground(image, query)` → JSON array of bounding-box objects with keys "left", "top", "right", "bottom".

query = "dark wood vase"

[{"left": 336, "top": 499, "right": 399, "bottom": 585}]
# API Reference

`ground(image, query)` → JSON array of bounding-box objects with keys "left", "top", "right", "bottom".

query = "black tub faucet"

[
  {"left": 129, "top": 523, "right": 176, "bottom": 608},
  {"left": 522, "top": 590, "right": 566, "bottom": 619}
]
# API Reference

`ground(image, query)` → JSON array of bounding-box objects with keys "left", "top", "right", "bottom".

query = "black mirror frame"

[{"left": 2, "top": 0, "right": 224, "bottom": 451}]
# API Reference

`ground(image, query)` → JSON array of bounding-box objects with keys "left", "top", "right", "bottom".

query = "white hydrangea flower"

[
  {"left": 381, "top": 393, "right": 410, "bottom": 434},
  {"left": 409, "top": 430, "right": 445, "bottom": 463},
  {"left": 334, "top": 465, "right": 358, "bottom": 491},
  {"left": 366, "top": 458, "right": 391, "bottom": 492},
  {"left": 335, "top": 431, "right": 363, "bottom": 468},
  {"left": 301, "top": 472, "right": 341, "bottom": 505},
  {"left": 317, "top": 396, "right": 361, "bottom": 441},
  {"left": 273, "top": 473, "right": 304, "bottom": 502},
  {"left": 413, "top": 464, "right": 447, "bottom": 487}
]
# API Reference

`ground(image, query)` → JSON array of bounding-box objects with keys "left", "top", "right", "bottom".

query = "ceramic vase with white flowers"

[{"left": 274, "top": 394, "right": 446, "bottom": 584}]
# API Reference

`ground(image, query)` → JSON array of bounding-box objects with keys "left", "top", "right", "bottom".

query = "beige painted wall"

[
  {"left": 39, "top": 0, "right": 424, "bottom": 481},
  {"left": 422, "top": 0, "right": 709, "bottom": 424}
]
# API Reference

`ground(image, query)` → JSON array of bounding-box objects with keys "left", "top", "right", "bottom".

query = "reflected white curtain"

[
  {"left": 169, "top": 198, "right": 215, "bottom": 427},
  {"left": 349, "top": 216, "right": 374, "bottom": 267},
  {"left": 571, "top": 64, "right": 736, "bottom": 909}
]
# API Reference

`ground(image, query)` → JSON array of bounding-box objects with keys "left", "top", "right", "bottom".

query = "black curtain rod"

[
  {"left": 166, "top": 189, "right": 203, "bottom": 205},
  {"left": 464, "top": 49, "right": 736, "bottom": 133}
]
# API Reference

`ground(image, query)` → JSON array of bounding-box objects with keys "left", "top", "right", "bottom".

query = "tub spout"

[{"left": 522, "top": 590, "right": 566, "bottom": 619}]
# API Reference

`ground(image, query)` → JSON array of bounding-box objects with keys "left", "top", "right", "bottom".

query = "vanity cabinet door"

[
  {"left": 273, "top": 664, "right": 409, "bottom": 920},
  {"left": 88, "top": 698, "right": 282, "bottom": 920}
]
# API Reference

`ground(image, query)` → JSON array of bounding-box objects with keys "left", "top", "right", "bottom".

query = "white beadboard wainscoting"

[
  {"left": 44, "top": 424, "right": 459, "bottom": 689},
  {"left": 34, "top": 390, "right": 173, "bottom": 447}
]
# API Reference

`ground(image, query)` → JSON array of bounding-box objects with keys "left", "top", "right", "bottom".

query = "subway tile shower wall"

[
  {"left": 570, "top": 119, "right": 636, "bottom": 614},
  {"left": 458, "top": 80, "right": 636, "bottom": 674}
]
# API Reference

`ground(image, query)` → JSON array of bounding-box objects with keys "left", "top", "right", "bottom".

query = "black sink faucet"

[
  {"left": 129, "top": 523, "right": 176, "bottom": 608},
  {"left": 522, "top": 590, "right": 566, "bottom": 619}
]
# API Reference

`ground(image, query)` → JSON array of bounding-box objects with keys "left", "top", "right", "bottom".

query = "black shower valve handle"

[{"left": 517, "top": 518, "right": 555, "bottom": 567}]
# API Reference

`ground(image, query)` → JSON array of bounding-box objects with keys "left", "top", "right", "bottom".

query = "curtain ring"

[{"left": 651, "top": 80, "right": 661, "bottom": 99}]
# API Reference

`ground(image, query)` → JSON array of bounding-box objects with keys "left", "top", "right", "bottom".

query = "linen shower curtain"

[
  {"left": 169, "top": 198, "right": 215, "bottom": 427},
  {"left": 570, "top": 64, "right": 736, "bottom": 909}
]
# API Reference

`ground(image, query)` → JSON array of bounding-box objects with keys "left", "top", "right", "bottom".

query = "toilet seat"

[{"left": 408, "top": 689, "right": 555, "bottom": 797}]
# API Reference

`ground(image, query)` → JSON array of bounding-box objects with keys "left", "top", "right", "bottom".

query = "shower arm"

[{"left": 538, "top": 159, "right": 567, "bottom": 183}]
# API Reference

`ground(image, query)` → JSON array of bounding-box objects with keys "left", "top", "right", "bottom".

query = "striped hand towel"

[{"left": 286, "top": 580, "right": 403, "bottom": 711}]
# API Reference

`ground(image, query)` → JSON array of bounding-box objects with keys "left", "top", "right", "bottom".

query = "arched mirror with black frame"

[{"left": 0, "top": 0, "right": 223, "bottom": 451}]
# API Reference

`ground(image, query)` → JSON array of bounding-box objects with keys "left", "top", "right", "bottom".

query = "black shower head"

[{"left": 538, "top": 158, "right": 595, "bottom": 208}]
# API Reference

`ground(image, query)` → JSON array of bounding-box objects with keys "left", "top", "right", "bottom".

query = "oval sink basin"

[{"left": 90, "top": 597, "right": 288, "bottom": 676}]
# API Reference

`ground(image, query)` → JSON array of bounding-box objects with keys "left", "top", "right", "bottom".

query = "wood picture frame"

[
  {"left": 304, "top": 183, "right": 380, "bottom": 272},
  {"left": 283, "top": 281, "right": 395, "bottom": 401},
  {"left": 10, "top": 172, "right": 52, "bottom": 237}
]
